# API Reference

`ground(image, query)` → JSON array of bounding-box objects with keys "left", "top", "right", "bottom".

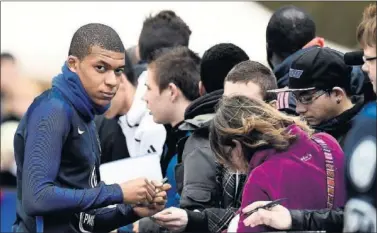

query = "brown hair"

[
  {"left": 225, "top": 60, "right": 278, "bottom": 102},
  {"left": 149, "top": 46, "right": 201, "bottom": 101},
  {"left": 357, "top": 3, "right": 376, "bottom": 47},
  {"left": 209, "top": 95, "right": 313, "bottom": 165}
]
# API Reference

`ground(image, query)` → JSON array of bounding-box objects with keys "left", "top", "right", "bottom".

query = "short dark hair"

[
  {"left": 124, "top": 51, "right": 137, "bottom": 86},
  {"left": 1, "top": 52, "right": 15, "bottom": 63},
  {"left": 225, "top": 60, "right": 278, "bottom": 102},
  {"left": 151, "top": 46, "right": 200, "bottom": 101},
  {"left": 267, "top": 5, "right": 316, "bottom": 60},
  {"left": 200, "top": 43, "right": 249, "bottom": 93},
  {"left": 68, "top": 23, "right": 125, "bottom": 60},
  {"left": 138, "top": 10, "right": 191, "bottom": 62}
]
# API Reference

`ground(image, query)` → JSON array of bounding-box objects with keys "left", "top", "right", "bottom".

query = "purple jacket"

[{"left": 237, "top": 125, "right": 346, "bottom": 232}]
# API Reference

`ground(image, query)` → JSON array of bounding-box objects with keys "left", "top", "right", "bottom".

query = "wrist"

[
  {"left": 112, "top": 183, "right": 125, "bottom": 204},
  {"left": 185, "top": 210, "right": 206, "bottom": 232},
  {"left": 289, "top": 209, "right": 303, "bottom": 230}
]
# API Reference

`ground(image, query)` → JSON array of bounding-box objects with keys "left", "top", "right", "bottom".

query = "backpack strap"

[{"left": 312, "top": 136, "right": 335, "bottom": 209}]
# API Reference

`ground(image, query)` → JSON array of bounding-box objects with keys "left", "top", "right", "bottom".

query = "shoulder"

[
  {"left": 313, "top": 132, "right": 343, "bottom": 152},
  {"left": 26, "top": 89, "right": 72, "bottom": 128}
]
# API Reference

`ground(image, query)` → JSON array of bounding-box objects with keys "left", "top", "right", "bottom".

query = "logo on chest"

[{"left": 90, "top": 166, "right": 98, "bottom": 188}]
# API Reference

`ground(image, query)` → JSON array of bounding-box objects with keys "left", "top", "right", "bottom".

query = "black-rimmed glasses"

[{"left": 293, "top": 90, "right": 330, "bottom": 105}]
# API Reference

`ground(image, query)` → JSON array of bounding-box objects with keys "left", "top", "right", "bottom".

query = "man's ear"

[
  {"left": 268, "top": 100, "right": 277, "bottom": 108},
  {"left": 67, "top": 56, "right": 79, "bottom": 73},
  {"left": 332, "top": 87, "right": 346, "bottom": 101},
  {"left": 168, "top": 83, "right": 180, "bottom": 102},
  {"left": 199, "top": 81, "right": 206, "bottom": 96}
]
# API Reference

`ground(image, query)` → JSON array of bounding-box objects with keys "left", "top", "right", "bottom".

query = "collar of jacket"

[
  {"left": 179, "top": 113, "right": 215, "bottom": 131},
  {"left": 184, "top": 89, "right": 223, "bottom": 119},
  {"left": 52, "top": 63, "right": 109, "bottom": 122},
  {"left": 313, "top": 97, "right": 365, "bottom": 136}
]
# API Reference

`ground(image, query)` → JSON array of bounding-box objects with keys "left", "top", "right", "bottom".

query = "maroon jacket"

[{"left": 237, "top": 124, "right": 346, "bottom": 232}]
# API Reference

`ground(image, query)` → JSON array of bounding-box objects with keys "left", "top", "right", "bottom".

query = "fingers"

[
  {"left": 144, "top": 179, "right": 156, "bottom": 202},
  {"left": 151, "top": 180, "right": 162, "bottom": 187},
  {"left": 153, "top": 208, "right": 179, "bottom": 222},
  {"left": 152, "top": 180, "right": 172, "bottom": 192},
  {"left": 243, "top": 209, "right": 265, "bottom": 227},
  {"left": 161, "top": 183, "right": 172, "bottom": 191},
  {"left": 243, "top": 208, "right": 272, "bottom": 228},
  {"left": 242, "top": 201, "right": 271, "bottom": 213},
  {"left": 152, "top": 197, "right": 167, "bottom": 205}
]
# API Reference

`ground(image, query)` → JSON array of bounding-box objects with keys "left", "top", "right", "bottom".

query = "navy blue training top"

[{"left": 12, "top": 88, "right": 139, "bottom": 232}]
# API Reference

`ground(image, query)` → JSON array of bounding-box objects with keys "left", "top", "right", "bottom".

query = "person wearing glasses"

[{"left": 270, "top": 47, "right": 364, "bottom": 148}]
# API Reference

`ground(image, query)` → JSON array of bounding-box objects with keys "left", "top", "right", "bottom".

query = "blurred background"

[{"left": 0, "top": 1, "right": 372, "bottom": 232}]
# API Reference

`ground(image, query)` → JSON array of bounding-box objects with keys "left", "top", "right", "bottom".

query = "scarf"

[{"left": 52, "top": 63, "right": 110, "bottom": 122}]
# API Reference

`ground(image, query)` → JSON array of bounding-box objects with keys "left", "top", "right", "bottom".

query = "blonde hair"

[
  {"left": 357, "top": 4, "right": 376, "bottom": 47},
  {"left": 209, "top": 95, "right": 313, "bottom": 164}
]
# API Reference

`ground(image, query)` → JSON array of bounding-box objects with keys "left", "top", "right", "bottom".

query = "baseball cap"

[{"left": 268, "top": 47, "right": 353, "bottom": 93}]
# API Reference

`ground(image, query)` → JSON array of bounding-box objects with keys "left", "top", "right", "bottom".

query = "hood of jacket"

[
  {"left": 313, "top": 97, "right": 364, "bottom": 143},
  {"left": 179, "top": 89, "right": 223, "bottom": 131}
]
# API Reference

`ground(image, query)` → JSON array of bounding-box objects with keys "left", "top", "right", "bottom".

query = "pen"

[{"left": 242, "top": 198, "right": 288, "bottom": 217}]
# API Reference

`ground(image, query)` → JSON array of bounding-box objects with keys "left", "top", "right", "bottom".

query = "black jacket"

[
  {"left": 313, "top": 97, "right": 364, "bottom": 148},
  {"left": 290, "top": 208, "right": 344, "bottom": 232},
  {"left": 94, "top": 115, "right": 131, "bottom": 164},
  {"left": 178, "top": 90, "right": 247, "bottom": 233}
]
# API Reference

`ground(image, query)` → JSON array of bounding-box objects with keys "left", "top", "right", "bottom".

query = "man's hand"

[
  {"left": 132, "top": 188, "right": 169, "bottom": 217},
  {"left": 119, "top": 178, "right": 156, "bottom": 204},
  {"left": 152, "top": 207, "right": 188, "bottom": 232},
  {"left": 242, "top": 201, "right": 292, "bottom": 230},
  {"left": 133, "top": 202, "right": 165, "bottom": 218}
]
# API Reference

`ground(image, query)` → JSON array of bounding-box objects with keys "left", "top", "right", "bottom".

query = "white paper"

[{"left": 99, "top": 153, "right": 163, "bottom": 185}]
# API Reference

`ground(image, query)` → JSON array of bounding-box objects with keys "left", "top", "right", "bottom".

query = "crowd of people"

[{"left": 1, "top": 3, "right": 376, "bottom": 233}]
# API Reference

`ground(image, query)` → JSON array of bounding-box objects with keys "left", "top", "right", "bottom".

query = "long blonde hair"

[{"left": 209, "top": 95, "right": 313, "bottom": 164}]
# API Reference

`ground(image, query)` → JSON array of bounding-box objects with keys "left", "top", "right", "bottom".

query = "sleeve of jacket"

[
  {"left": 179, "top": 144, "right": 219, "bottom": 211},
  {"left": 138, "top": 217, "right": 162, "bottom": 233},
  {"left": 185, "top": 207, "right": 238, "bottom": 232},
  {"left": 21, "top": 103, "right": 124, "bottom": 216},
  {"left": 92, "top": 204, "right": 140, "bottom": 232},
  {"left": 237, "top": 169, "right": 271, "bottom": 233},
  {"left": 290, "top": 208, "right": 344, "bottom": 232}
]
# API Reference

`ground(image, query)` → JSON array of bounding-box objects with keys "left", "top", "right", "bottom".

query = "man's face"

[
  {"left": 69, "top": 46, "right": 125, "bottom": 106},
  {"left": 295, "top": 89, "right": 341, "bottom": 126},
  {"left": 362, "top": 46, "right": 376, "bottom": 93},
  {"left": 223, "top": 81, "right": 264, "bottom": 101},
  {"left": 143, "top": 65, "right": 173, "bottom": 124}
]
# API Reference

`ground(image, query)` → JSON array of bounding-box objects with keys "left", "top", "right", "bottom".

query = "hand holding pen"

[
  {"left": 241, "top": 198, "right": 292, "bottom": 230},
  {"left": 135, "top": 177, "right": 171, "bottom": 207}
]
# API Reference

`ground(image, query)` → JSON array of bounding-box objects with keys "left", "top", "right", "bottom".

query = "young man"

[
  {"left": 267, "top": 5, "right": 373, "bottom": 115},
  {"left": 134, "top": 10, "right": 192, "bottom": 78},
  {"left": 133, "top": 46, "right": 200, "bottom": 233},
  {"left": 152, "top": 60, "right": 279, "bottom": 233},
  {"left": 270, "top": 47, "right": 364, "bottom": 148},
  {"left": 13, "top": 23, "right": 169, "bottom": 232}
]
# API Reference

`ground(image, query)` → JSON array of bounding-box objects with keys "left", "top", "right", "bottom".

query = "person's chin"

[{"left": 94, "top": 98, "right": 112, "bottom": 107}]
